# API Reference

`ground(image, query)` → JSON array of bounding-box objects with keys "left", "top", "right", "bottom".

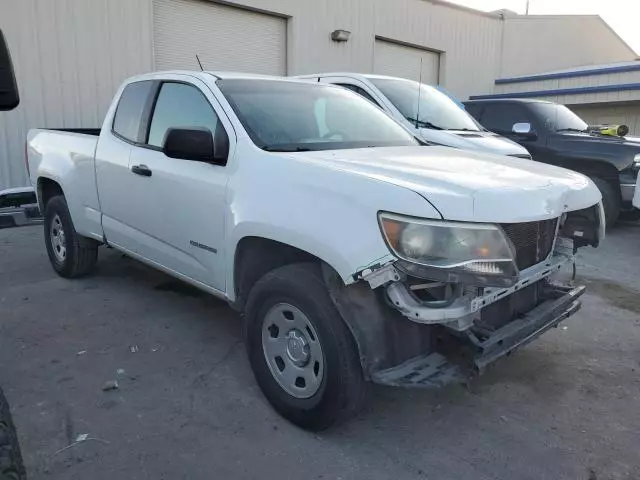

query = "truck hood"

[
  {"left": 295, "top": 146, "right": 601, "bottom": 223},
  {"left": 551, "top": 132, "right": 640, "bottom": 171},
  {"left": 417, "top": 128, "right": 530, "bottom": 157}
]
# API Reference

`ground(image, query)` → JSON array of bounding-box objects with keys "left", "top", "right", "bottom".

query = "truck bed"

[
  {"left": 26, "top": 128, "right": 100, "bottom": 189},
  {"left": 50, "top": 128, "right": 101, "bottom": 136}
]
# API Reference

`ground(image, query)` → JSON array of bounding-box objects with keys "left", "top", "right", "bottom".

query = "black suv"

[{"left": 464, "top": 98, "right": 640, "bottom": 227}]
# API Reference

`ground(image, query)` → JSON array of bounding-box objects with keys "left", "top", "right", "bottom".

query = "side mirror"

[
  {"left": 163, "top": 127, "right": 217, "bottom": 163},
  {"left": 512, "top": 122, "right": 532, "bottom": 134},
  {"left": 0, "top": 29, "right": 19, "bottom": 111},
  {"left": 512, "top": 122, "right": 536, "bottom": 139}
]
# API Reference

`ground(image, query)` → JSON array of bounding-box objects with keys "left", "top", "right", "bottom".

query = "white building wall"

[
  {"left": 571, "top": 104, "right": 640, "bottom": 136},
  {"left": 374, "top": 0, "right": 502, "bottom": 102},
  {"left": 1, "top": 0, "right": 505, "bottom": 189},
  {"left": 493, "top": 69, "right": 640, "bottom": 106},
  {"left": 0, "top": 0, "right": 153, "bottom": 190},
  {"left": 500, "top": 16, "right": 637, "bottom": 78},
  {"left": 1, "top": 0, "right": 637, "bottom": 189}
]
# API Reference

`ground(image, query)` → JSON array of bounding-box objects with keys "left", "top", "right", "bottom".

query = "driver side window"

[
  {"left": 481, "top": 104, "right": 531, "bottom": 134},
  {"left": 147, "top": 82, "right": 220, "bottom": 148}
]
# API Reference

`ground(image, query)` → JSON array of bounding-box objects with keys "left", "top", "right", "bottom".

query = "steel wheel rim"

[
  {"left": 261, "top": 303, "right": 325, "bottom": 399},
  {"left": 50, "top": 214, "right": 67, "bottom": 262}
]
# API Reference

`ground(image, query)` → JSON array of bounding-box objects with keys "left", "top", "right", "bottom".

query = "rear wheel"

[
  {"left": 44, "top": 195, "right": 98, "bottom": 277},
  {"left": 590, "top": 176, "right": 620, "bottom": 228},
  {"left": 0, "top": 388, "right": 27, "bottom": 480},
  {"left": 245, "top": 263, "right": 365, "bottom": 431}
]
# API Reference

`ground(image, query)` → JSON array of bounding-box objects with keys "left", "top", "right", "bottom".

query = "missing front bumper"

[
  {"left": 370, "top": 284, "right": 585, "bottom": 387},
  {"left": 386, "top": 253, "right": 571, "bottom": 328},
  {"left": 469, "top": 284, "right": 585, "bottom": 374}
]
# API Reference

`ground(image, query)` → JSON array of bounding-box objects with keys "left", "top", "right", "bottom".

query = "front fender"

[{"left": 224, "top": 149, "right": 440, "bottom": 300}]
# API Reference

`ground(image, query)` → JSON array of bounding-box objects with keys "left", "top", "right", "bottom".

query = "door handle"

[{"left": 131, "top": 164, "right": 152, "bottom": 177}]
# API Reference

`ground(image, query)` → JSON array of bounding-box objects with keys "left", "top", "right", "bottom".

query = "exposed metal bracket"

[
  {"left": 386, "top": 253, "right": 573, "bottom": 327},
  {"left": 362, "top": 263, "right": 400, "bottom": 289}
]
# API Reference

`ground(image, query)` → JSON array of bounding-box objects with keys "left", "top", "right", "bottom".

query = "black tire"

[
  {"left": 590, "top": 176, "right": 620, "bottom": 228},
  {"left": 0, "top": 388, "right": 27, "bottom": 480},
  {"left": 245, "top": 263, "right": 365, "bottom": 431},
  {"left": 44, "top": 195, "right": 98, "bottom": 278}
]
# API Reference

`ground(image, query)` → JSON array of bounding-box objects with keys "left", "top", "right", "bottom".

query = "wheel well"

[
  {"left": 37, "top": 178, "right": 63, "bottom": 211},
  {"left": 233, "top": 237, "right": 321, "bottom": 310},
  {"left": 564, "top": 160, "right": 620, "bottom": 185}
]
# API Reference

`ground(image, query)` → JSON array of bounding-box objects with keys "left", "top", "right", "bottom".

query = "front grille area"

[
  {"left": 500, "top": 219, "right": 558, "bottom": 270},
  {"left": 477, "top": 282, "right": 541, "bottom": 332},
  {"left": 508, "top": 153, "right": 532, "bottom": 160}
]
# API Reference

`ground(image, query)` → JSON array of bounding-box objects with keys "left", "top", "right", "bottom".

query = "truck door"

[
  {"left": 117, "top": 76, "right": 233, "bottom": 292},
  {"left": 97, "top": 80, "right": 157, "bottom": 248}
]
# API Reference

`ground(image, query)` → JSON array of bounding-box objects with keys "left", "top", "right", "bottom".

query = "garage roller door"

[
  {"left": 374, "top": 39, "right": 440, "bottom": 85},
  {"left": 153, "top": 0, "right": 286, "bottom": 75}
]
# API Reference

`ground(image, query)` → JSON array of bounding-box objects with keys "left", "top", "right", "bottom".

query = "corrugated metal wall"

[
  {"left": 500, "top": 16, "right": 637, "bottom": 78},
  {"left": 374, "top": 0, "right": 501, "bottom": 103},
  {"left": 373, "top": 39, "right": 441, "bottom": 84},
  {"left": 153, "top": 0, "right": 287, "bottom": 74},
  {"left": 493, "top": 68, "right": 640, "bottom": 106},
  {"left": 0, "top": 0, "right": 153, "bottom": 190},
  {"left": 572, "top": 104, "right": 640, "bottom": 136},
  {"left": 0, "top": 0, "right": 636, "bottom": 189}
]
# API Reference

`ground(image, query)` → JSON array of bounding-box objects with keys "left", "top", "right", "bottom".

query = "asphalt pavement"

[{"left": 1, "top": 223, "right": 639, "bottom": 480}]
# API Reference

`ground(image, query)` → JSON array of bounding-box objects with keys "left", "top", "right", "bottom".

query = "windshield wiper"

[
  {"left": 406, "top": 117, "right": 444, "bottom": 130},
  {"left": 262, "top": 145, "right": 313, "bottom": 152},
  {"left": 556, "top": 128, "right": 586, "bottom": 133}
]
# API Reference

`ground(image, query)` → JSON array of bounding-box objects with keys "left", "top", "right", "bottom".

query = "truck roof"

[
  {"left": 126, "top": 70, "right": 305, "bottom": 83},
  {"left": 464, "top": 98, "right": 554, "bottom": 104},
  {"left": 295, "top": 72, "right": 407, "bottom": 82}
]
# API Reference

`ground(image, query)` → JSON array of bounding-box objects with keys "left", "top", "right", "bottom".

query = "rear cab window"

[{"left": 112, "top": 81, "right": 156, "bottom": 143}]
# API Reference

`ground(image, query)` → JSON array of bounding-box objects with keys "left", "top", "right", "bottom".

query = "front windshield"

[
  {"left": 369, "top": 77, "right": 480, "bottom": 131},
  {"left": 534, "top": 103, "right": 588, "bottom": 132},
  {"left": 217, "top": 79, "right": 419, "bottom": 152}
]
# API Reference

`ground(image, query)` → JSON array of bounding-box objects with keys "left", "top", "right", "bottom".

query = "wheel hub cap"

[
  {"left": 286, "top": 330, "right": 310, "bottom": 367},
  {"left": 261, "top": 303, "right": 325, "bottom": 399},
  {"left": 50, "top": 214, "right": 67, "bottom": 262}
]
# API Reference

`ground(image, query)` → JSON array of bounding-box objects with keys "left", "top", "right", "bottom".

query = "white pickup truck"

[{"left": 27, "top": 71, "right": 604, "bottom": 431}]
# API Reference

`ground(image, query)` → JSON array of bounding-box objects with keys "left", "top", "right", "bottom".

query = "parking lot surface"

[{"left": 1, "top": 223, "right": 639, "bottom": 480}]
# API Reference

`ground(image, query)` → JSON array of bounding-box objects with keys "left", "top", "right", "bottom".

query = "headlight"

[
  {"left": 634, "top": 153, "right": 640, "bottom": 169},
  {"left": 379, "top": 213, "right": 518, "bottom": 287}
]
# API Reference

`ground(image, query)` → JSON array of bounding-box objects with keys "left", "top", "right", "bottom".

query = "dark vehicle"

[
  {"left": 464, "top": 98, "right": 640, "bottom": 226},
  {"left": 0, "top": 28, "right": 27, "bottom": 480}
]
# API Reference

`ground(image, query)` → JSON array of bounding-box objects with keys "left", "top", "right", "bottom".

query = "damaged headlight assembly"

[{"left": 378, "top": 212, "right": 518, "bottom": 288}]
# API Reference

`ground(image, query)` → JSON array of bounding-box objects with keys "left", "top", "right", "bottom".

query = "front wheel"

[
  {"left": 590, "top": 176, "right": 620, "bottom": 228},
  {"left": 245, "top": 263, "right": 365, "bottom": 431},
  {"left": 44, "top": 195, "right": 99, "bottom": 278}
]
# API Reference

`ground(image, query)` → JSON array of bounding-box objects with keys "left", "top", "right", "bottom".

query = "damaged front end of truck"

[{"left": 326, "top": 203, "right": 605, "bottom": 388}]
